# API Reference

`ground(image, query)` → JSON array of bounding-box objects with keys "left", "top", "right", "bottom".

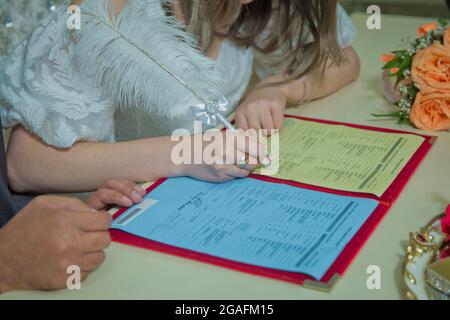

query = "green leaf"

[
  {"left": 382, "top": 57, "right": 401, "bottom": 70},
  {"left": 397, "top": 116, "right": 411, "bottom": 124},
  {"left": 402, "top": 55, "right": 412, "bottom": 67},
  {"left": 439, "top": 18, "right": 448, "bottom": 28},
  {"left": 407, "top": 86, "right": 418, "bottom": 99},
  {"left": 398, "top": 55, "right": 412, "bottom": 72},
  {"left": 372, "top": 112, "right": 402, "bottom": 118},
  {"left": 393, "top": 56, "right": 411, "bottom": 85},
  {"left": 391, "top": 50, "right": 407, "bottom": 57}
]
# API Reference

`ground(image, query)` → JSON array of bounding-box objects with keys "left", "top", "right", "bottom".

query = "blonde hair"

[{"left": 175, "top": 0, "right": 342, "bottom": 80}]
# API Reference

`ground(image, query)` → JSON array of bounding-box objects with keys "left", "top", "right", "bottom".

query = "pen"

[{"left": 191, "top": 100, "right": 272, "bottom": 167}]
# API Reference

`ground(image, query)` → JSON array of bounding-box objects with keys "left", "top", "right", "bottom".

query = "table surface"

[{"left": 3, "top": 13, "right": 449, "bottom": 300}]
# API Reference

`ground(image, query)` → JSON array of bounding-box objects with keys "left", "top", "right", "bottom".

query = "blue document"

[{"left": 111, "top": 177, "right": 378, "bottom": 280}]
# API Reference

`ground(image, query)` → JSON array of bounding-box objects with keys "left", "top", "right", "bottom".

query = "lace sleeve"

[{"left": 0, "top": 8, "right": 115, "bottom": 149}]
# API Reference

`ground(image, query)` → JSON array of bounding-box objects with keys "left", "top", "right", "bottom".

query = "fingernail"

[
  {"left": 131, "top": 191, "right": 142, "bottom": 202},
  {"left": 135, "top": 186, "right": 146, "bottom": 196},
  {"left": 122, "top": 196, "right": 133, "bottom": 207}
]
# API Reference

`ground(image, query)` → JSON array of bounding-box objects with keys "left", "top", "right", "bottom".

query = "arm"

[
  {"left": 7, "top": 126, "right": 264, "bottom": 194},
  {"left": 0, "top": 243, "right": 18, "bottom": 293},
  {"left": 6, "top": 125, "right": 182, "bottom": 194},
  {"left": 235, "top": 47, "right": 361, "bottom": 130},
  {"left": 268, "top": 46, "right": 361, "bottom": 104}
]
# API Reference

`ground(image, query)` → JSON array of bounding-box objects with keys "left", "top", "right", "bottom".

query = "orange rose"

[
  {"left": 410, "top": 91, "right": 450, "bottom": 131},
  {"left": 444, "top": 27, "right": 450, "bottom": 48},
  {"left": 417, "top": 22, "right": 438, "bottom": 38},
  {"left": 411, "top": 43, "right": 450, "bottom": 94}
]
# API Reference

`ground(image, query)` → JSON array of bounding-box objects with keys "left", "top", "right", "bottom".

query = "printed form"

[
  {"left": 111, "top": 177, "right": 378, "bottom": 280},
  {"left": 261, "top": 118, "right": 425, "bottom": 197}
]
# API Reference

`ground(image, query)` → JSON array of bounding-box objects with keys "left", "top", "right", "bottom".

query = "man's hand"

[
  {"left": 85, "top": 179, "right": 146, "bottom": 210},
  {"left": 0, "top": 196, "right": 111, "bottom": 293}
]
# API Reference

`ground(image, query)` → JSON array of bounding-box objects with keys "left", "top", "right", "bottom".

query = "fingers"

[
  {"left": 217, "top": 164, "right": 251, "bottom": 179},
  {"left": 80, "top": 231, "right": 112, "bottom": 253},
  {"left": 233, "top": 131, "right": 269, "bottom": 165},
  {"left": 80, "top": 251, "right": 106, "bottom": 272},
  {"left": 234, "top": 149, "right": 258, "bottom": 172},
  {"left": 235, "top": 112, "right": 248, "bottom": 130},
  {"left": 217, "top": 145, "right": 254, "bottom": 178},
  {"left": 76, "top": 210, "right": 112, "bottom": 232},
  {"left": 42, "top": 196, "right": 94, "bottom": 212},
  {"left": 236, "top": 102, "right": 262, "bottom": 130},
  {"left": 88, "top": 188, "right": 135, "bottom": 209},
  {"left": 85, "top": 179, "right": 147, "bottom": 210},
  {"left": 246, "top": 113, "right": 261, "bottom": 131},
  {"left": 236, "top": 102, "right": 280, "bottom": 132},
  {"left": 104, "top": 179, "right": 146, "bottom": 203},
  {"left": 227, "top": 166, "right": 252, "bottom": 178},
  {"left": 244, "top": 157, "right": 259, "bottom": 172},
  {"left": 271, "top": 106, "right": 284, "bottom": 130},
  {"left": 260, "top": 111, "right": 275, "bottom": 133}
]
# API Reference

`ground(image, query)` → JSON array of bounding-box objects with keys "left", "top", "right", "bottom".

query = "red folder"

[{"left": 110, "top": 115, "right": 435, "bottom": 290}]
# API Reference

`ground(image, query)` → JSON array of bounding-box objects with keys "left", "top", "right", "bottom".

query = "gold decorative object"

[
  {"left": 402, "top": 213, "right": 449, "bottom": 300},
  {"left": 426, "top": 257, "right": 450, "bottom": 300}
]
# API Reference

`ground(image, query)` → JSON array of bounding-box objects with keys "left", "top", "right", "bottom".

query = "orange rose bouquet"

[{"left": 377, "top": 19, "right": 450, "bottom": 131}]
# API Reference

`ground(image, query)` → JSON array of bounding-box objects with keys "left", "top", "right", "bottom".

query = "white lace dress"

[{"left": 0, "top": 0, "right": 357, "bottom": 149}]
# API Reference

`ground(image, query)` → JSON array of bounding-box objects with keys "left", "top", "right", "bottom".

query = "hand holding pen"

[{"left": 191, "top": 97, "right": 272, "bottom": 170}]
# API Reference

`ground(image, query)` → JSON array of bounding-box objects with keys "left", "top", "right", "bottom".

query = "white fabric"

[
  {"left": 336, "top": 4, "right": 358, "bottom": 48},
  {"left": 74, "top": 0, "right": 239, "bottom": 140},
  {"left": 0, "top": 0, "right": 67, "bottom": 57},
  {"left": 0, "top": 1, "right": 356, "bottom": 149},
  {"left": 0, "top": 8, "right": 115, "bottom": 148},
  {"left": 114, "top": 39, "right": 254, "bottom": 140}
]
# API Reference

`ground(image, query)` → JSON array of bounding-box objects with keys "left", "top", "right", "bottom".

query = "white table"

[{"left": 3, "top": 13, "right": 449, "bottom": 300}]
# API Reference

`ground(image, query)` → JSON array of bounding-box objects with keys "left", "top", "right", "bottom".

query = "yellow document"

[{"left": 261, "top": 118, "right": 425, "bottom": 197}]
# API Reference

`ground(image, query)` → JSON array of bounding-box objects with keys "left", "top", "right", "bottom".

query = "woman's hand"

[
  {"left": 85, "top": 179, "right": 147, "bottom": 210},
  {"left": 235, "top": 86, "right": 288, "bottom": 131},
  {"left": 179, "top": 130, "right": 270, "bottom": 183}
]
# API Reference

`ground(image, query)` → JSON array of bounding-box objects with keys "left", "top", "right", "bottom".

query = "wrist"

[
  {"left": 168, "top": 163, "right": 189, "bottom": 177},
  {"left": 280, "top": 78, "right": 308, "bottom": 105},
  {"left": 257, "top": 76, "right": 308, "bottom": 105},
  {"left": 165, "top": 136, "right": 196, "bottom": 178},
  {"left": 277, "top": 84, "right": 292, "bottom": 103}
]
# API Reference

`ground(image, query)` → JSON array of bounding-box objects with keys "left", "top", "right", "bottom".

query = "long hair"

[{"left": 176, "top": 0, "right": 342, "bottom": 80}]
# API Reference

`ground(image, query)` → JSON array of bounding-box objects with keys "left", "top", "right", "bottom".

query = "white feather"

[{"left": 73, "top": 0, "right": 223, "bottom": 117}]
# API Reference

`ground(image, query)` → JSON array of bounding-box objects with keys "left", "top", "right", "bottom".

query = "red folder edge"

[{"left": 110, "top": 116, "right": 435, "bottom": 288}]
